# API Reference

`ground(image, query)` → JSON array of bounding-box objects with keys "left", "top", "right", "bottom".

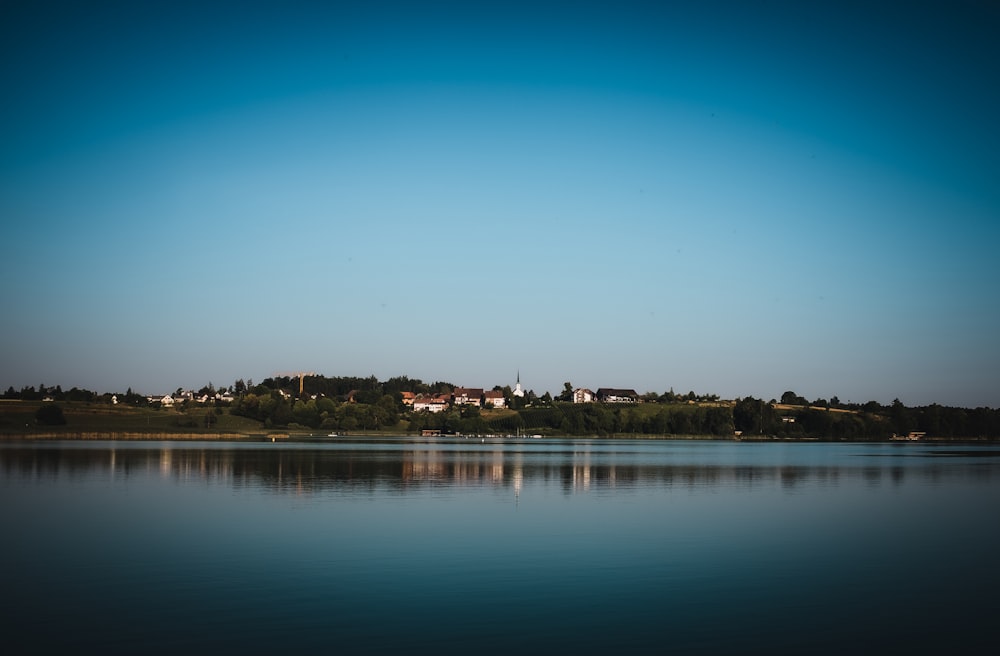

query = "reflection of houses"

[
  {"left": 573, "top": 388, "right": 595, "bottom": 403},
  {"left": 453, "top": 388, "right": 484, "bottom": 407},
  {"left": 483, "top": 390, "right": 506, "bottom": 408},
  {"left": 413, "top": 395, "right": 449, "bottom": 413},
  {"left": 597, "top": 388, "right": 639, "bottom": 403}
]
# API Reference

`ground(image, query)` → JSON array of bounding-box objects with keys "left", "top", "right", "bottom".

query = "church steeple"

[{"left": 513, "top": 370, "right": 525, "bottom": 397}]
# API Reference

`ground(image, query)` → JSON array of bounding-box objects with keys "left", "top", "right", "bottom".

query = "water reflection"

[
  {"left": 2, "top": 439, "right": 997, "bottom": 495},
  {"left": 2, "top": 439, "right": 998, "bottom": 656}
]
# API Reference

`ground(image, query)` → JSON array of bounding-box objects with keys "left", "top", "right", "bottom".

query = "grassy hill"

[{"left": 0, "top": 400, "right": 266, "bottom": 438}]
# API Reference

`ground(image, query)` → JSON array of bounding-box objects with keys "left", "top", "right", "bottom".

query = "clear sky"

[{"left": 2, "top": 0, "right": 998, "bottom": 407}]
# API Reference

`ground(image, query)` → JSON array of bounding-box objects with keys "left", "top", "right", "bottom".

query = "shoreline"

[
  {"left": 2, "top": 431, "right": 262, "bottom": 440},
  {"left": 2, "top": 431, "right": 996, "bottom": 443}
]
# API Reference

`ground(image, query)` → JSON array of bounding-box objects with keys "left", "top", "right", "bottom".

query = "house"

[
  {"left": 453, "top": 388, "right": 484, "bottom": 407},
  {"left": 400, "top": 391, "right": 416, "bottom": 406},
  {"left": 573, "top": 388, "right": 595, "bottom": 403},
  {"left": 413, "top": 395, "right": 449, "bottom": 413},
  {"left": 160, "top": 395, "right": 175, "bottom": 407},
  {"left": 483, "top": 390, "right": 506, "bottom": 408},
  {"left": 596, "top": 388, "right": 639, "bottom": 404}
]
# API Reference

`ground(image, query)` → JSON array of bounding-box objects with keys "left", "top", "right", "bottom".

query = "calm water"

[{"left": 1, "top": 438, "right": 998, "bottom": 655}]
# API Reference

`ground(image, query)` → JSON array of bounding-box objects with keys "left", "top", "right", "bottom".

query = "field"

[{"left": 0, "top": 400, "right": 266, "bottom": 438}]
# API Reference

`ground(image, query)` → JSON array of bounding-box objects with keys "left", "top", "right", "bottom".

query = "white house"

[
  {"left": 483, "top": 390, "right": 506, "bottom": 408},
  {"left": 413, "top": 396, "right": 449, "bottom": 413},
  {"left": 573, "top": 388, "right": 595, "bottom": 403}
]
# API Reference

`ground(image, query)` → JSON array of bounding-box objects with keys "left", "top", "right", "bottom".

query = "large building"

[
  {"left": 453, "top": 388, "right": 484, "bottom": 406},
  {"left": 596, "top": 388, "right": 639, "bottom": 404}
]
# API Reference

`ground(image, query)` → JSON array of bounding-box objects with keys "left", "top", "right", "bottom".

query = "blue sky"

[{"left": 2, "top": 0, "right": 998, "bottom": 407}]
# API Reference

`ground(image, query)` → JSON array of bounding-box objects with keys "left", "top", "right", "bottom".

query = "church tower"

[{"left": 513, "top": 370, "right": 525, "bottom": 397}]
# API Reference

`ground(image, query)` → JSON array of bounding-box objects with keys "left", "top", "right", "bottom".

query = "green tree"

[
  {"left": 317, "top": 396, "right": 338, "bottom": 415},
  {"left": 292, "top": 399, "right": 321, "bottom": 428},
  {"left": 890, "top": 399, "right": 916, "bottom": 435},
  {"left": 801, "top": 408, "right": 833, "bottom": 437},
  {"left": 35, "top": 403, "right": 67, "bottom": 426},
  {"left": 703, "top": 406, "right": 734, "bottom": 435},
  {"left": 271, "top": 398, "right": 294, "bottom": 426},
  {"left": 374, "top": 394, "right": 399, "bottom": 428},
  {"left": 780, "top": 391, "right": 806, "bottom": 405},
  {"left": 734, "top": 397, "right": 779, "bottom": 435},
  {"left": 734, "top": 397, "right": 761, "bottom": 434},
  {"left": 669, "top": 410, "right": 693, "bottom": 435}
]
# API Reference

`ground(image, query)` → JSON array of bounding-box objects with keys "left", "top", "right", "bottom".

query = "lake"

[{"left": 1, "top": 438, "right": 997, "bottom": 654}]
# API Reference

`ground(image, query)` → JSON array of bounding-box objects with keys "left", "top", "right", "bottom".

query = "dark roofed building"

[
  {"left": 596, "top": 388, "right": 639, "bottom": 403},
  {"left": 453, "top": 388, "right": 484, "bottom": 406}
]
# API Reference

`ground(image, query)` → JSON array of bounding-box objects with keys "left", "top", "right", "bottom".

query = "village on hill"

[{"left": 4, "top": 372, "right": 999, "bottom": 440}]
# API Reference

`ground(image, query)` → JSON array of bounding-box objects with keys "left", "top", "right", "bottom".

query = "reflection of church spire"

[{"left": 513, "top": 370, "right": 525, "bottom": 397}]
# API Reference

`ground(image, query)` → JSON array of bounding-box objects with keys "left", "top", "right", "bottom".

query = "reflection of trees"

[{"left": 2, "top": 443, "right": 997, "bottom": 495}]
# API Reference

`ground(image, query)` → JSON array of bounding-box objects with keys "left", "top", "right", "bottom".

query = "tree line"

[
  {"left": 235, "top": 379, "right": 1000, "bottom": 438},
  {"left": 734, "top": 395, "right": 1000, "bottom": 440},
  {"left": 6, "top": 379, "right": 1000, "bottom": 439}
]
